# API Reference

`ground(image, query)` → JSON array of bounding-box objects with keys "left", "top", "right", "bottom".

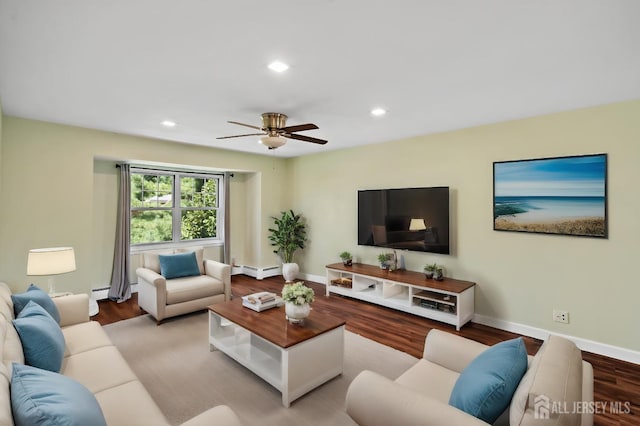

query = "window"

[{"left": 130, "top": 169, "right": 223, "bottom": 246}]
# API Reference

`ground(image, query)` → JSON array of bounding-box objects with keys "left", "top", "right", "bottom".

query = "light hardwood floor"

[{"left": 95, "top": 275, "right": 639, "bottom": 426}]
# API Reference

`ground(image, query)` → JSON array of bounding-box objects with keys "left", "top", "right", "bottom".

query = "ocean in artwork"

[
  {"left": 494, "top": 196, "right": 605, "bottom": 223},
  {"left": 493, "top": 154, "right": 607, "bottom": 236}
]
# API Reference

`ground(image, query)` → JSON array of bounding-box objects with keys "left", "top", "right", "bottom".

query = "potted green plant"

[
  {"left": 424, "top": 263, "right": 437, "bottom": 279},
  {"left": 378, "top": 253, "right": 391, "bottom": 269},
  {"left": 339, "top": 251, "right": 353, "bottom": 266},
  {"left": 282, "top": 281, "right": 315, "bottom": 323},
  {"left": 268, "top": 210, "right": 307, "bottom": 282}
]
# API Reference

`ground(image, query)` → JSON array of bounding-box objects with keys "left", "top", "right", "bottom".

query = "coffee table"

[{"left": 208, "top": 300, "right": 346, "bottom": 407}]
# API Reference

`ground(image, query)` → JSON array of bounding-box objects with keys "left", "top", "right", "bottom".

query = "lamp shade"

[
  {"left": 260, "top": 136, "right": 286, "bottom": 149},
  {"left": 409, "top": 218, "right": 427, "bottom": 231},
  {"left": 26, "top": 247, "right": 76, "bottom": 276}
]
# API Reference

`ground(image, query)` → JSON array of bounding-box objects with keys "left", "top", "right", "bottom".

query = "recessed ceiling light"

[
  {"left": 268, "top": 61, "right": 289, "bottom": 73},
  {"left": 370, "top": 108, "right": 387, "bottom": 117},
  {"left": 161, "top": 120, "right": 176, "bottom": 128}
]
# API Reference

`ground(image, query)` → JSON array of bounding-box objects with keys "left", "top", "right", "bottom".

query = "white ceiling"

[{"left": 1, "top": 1, "right": 639, "bottom": 158}]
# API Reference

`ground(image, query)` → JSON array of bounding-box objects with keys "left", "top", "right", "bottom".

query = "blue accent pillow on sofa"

[
  {"left": 449, "top": 337, "right": 528, "bottom": 423},
  {"left": 11, "top": 283, "right": 61, "bottom": 323},
  {"left": 12, "top": 301, "right": 65, "bottom": 372},
  {"left": 11, "top": 363, "right": 107, "bottom": 426},
  {"left": 158, "top": 251, "right": 201, "bottom": 279}
]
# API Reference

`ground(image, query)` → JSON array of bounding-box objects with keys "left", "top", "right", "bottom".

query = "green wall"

[
  {"left": 290, "top": 100, "right": 640, "bottom": 351},
  {"left": 1, "top": 100, "right": 639, "bottom": 353},
  {"left": 0, "top": 117, "right": 290, "bottom": 295}
]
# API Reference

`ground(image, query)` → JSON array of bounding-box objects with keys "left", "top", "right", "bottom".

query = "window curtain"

[
  {"left": 108, "top": 164, "right": 132, "bottom": 303},
  {"left": 224, "top": 172, "right": 231, "bottom": 264}
]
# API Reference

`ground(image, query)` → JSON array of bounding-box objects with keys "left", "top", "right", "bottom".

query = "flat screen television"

[{"left": 357, "top": 187, "right": 450, "bottom": 254}]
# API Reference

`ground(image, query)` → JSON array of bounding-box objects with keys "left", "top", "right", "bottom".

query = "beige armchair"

[
  {"left": 346, "top": 329, "right": 594, "bottom": 426},
  {"left": 136, "top": 247, "right": 231, "bottom": 324}
]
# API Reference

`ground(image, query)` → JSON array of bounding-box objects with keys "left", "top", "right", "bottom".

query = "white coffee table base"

[{"left": 209, "top": 311, "right": 344, "bottom": 407}]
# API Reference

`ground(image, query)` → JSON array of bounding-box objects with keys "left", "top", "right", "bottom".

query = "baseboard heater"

[
  {"left": 239, "top": 265, "right": 281, "bottom": 280},
  {"left": 92, "top": 284, "right": 139, "bottom": 301}
]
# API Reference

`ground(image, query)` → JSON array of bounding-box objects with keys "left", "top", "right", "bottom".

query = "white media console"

[{"left": 326, "top": 263, "right": 475, "bottom": 330}]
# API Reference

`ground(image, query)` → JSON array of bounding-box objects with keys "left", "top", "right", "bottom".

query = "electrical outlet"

[{"left": 553, "top": 310, "right": 569, "bottom": 324}]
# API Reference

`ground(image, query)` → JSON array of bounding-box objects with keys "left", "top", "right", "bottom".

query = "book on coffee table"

[{"left": 242, "top": 292, "right": 283, "bottom": 312}]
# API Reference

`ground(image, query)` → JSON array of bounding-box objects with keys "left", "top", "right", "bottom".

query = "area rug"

[{"left": 103, "top": 311, "right": 418, "bottom": 426}]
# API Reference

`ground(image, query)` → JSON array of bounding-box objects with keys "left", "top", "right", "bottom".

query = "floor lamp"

[{"left": 26, "top": 247, "right": 76, "bottom": 294}]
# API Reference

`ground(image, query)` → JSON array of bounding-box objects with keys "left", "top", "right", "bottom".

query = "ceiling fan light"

[
  {"left": 267, "top": 61, "right": 289, "bottom": 73},
  {"left": 260, "top": 135, "right": 286, "bottom": 149}
]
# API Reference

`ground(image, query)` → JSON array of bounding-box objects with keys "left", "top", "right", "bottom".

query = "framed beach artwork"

[{"left": 493, "top": 153, "right": 607, "bottom": 238}]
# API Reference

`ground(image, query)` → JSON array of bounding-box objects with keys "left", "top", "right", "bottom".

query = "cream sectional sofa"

[
  {"left": 347, "top": 329, "right": 594, "bottom": 426},
  {"left": 0, "top": 282, "right": 242, "bottom": 426}
]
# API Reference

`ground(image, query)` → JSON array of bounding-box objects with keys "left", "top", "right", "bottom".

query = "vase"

[
  {"left": 282, "top": 263, "right": 299, "bottom": 282},
  {"left": 285, "top": 302, "right": 310, "bottom": 324},
  {"left": 433, "top": 268, "right": 444, "bottom": 281}
]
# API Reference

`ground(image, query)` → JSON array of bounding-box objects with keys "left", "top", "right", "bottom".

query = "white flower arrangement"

[{"left": 281, "top": 281, "right": 315, "bottom": 305}]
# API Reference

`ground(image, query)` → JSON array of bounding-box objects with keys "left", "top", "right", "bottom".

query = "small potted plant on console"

[
  {"left": 339, "top": 251, "right": 353, "bottom": 266},
  {"left": 378, "top": 253, "right": 391, "bottom": 269},
  {"left": 424, "top": 263, "right": 437, "bottom": 279}
]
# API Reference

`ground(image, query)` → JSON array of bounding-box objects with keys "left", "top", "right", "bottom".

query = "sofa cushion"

[
  {"left": 0, "top": 363, "right": 12, "bottom": 426},
  {"left": 166, "top": 275, "right": 224, "bottom": 305},
  {"left": 176, "top": 246, "right": 205, "bottom": 275},
  {"left": 95, "top": 380, "right": 170, "bottom": 426},
  {"left": 62, "top": 321, "right": 113, "bottom": 357},
  {"left": 449, "top": 337, "right": 528, "bottom": 423},
  {"left": 11, "top": 283, "right": 61, "bottom": 324},
  {"left": 11, "top": 363, "right": 107, "bottom": 426},
  {"left": 142, "top": 249, "right": 174, "bottom": 274},
  {"left": 61, "top": 345, "right": 138, "bottom": 394},
  {"left": 0, "top": 312, "right": 25, "bottom": 368},
  {"left": 509, "top": 335, "right": 584, "bottom": 426},
  {"left": 396, "top": 358, "right": 460, "bottom": 403},
  {"left": 0, "top": 283, "right": 14, "bottom": 321},
  {"left": 12, "top": 301, "right": 65, "bottom": 372},
  {"left": 159, "top": 251, "right": 201, "bottom": 279}
]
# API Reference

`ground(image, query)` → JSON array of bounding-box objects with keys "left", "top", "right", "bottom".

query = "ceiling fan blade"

[
  {"left": 216, "top": 132, "right": 265, "bottom": 140},
  {"left": 227, "top": 121, "right": 264, "bottom": 131},
  {"left": 280, "top": 123, "right": 318, "bottom": 133},
  {"left": 285, "top": 133, "right": 328, "bottom": 145}
]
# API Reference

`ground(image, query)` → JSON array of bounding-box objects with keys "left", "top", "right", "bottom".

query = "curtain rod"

[{"left": 115, "top": 164, "right": 232, "bottom": 177}]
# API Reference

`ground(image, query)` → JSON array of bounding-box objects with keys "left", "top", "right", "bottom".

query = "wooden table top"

[
  {"left": 326, "top": 262, "right": 476, "bottom": 293},
  {"left": 208, "top": 299, "right": 346, "bottom": 349}
]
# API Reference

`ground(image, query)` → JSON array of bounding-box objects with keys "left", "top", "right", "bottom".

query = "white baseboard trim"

[
  {"left": 92, "top": 284, "right": 138, "bottom": 301},
  {"left": 473, "top": 314, "right": 640, "bottom": 365},
  {"left": 300, "top": 272, "right": 327, "bottom": 285},
  {"left": 239, "top": 265, "right": 281, "bottom": 280},
  {"left": 303, "top": 272, "right": 639, "bottom": 364}
]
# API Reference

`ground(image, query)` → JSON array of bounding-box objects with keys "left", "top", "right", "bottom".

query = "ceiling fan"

[{"left": 217, "top": 112, "right": 327, "bottom": 149}]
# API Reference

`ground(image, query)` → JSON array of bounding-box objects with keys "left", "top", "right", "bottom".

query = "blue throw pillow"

[
  {"left": 449, "top": 337, "right": 528, "bottom": 423},
  {"left": 11, "top": 283, "right": 61, "bottom": 323},
  {"left": 11, "top": 363, "right": 107, "bottom": 426},
  {"left": 12, "top": 301, "right": 65, "bottom": 372},
  {"left": 158, "top": 251, "right": 201, "bottom": 279}
]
